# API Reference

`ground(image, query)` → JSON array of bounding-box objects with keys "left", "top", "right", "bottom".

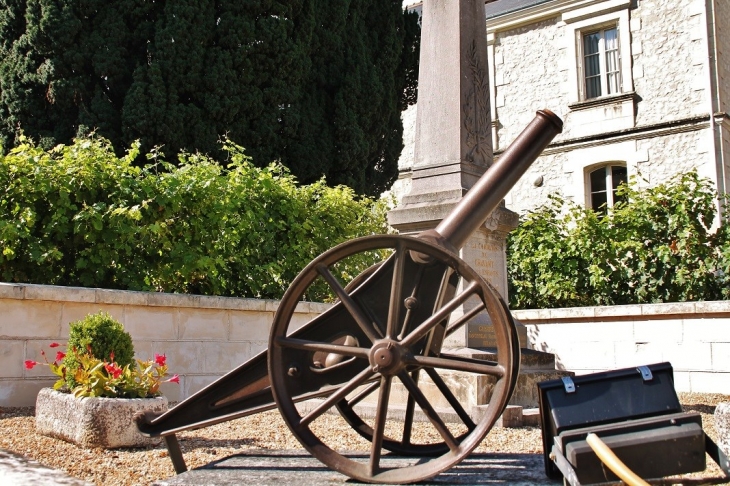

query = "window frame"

[
  {"left": 585, "top": 163, "right": 628, "bottom": 213},
  {"left": 580, "top": 25, "right": 621, "bottom": 100},
  {"left": 565, "top": 8, "right": 633, "bottom": 105}
]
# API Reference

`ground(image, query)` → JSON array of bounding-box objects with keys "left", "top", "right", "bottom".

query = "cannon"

[{"left": 136, "top": 109, "right": 564, "bottom": 484}]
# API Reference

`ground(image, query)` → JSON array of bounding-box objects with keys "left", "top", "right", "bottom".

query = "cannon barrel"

[{"left": 431, "top": 109, "right": 563, "bottom": 251}]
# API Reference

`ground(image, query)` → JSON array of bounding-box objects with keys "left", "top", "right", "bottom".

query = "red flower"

[
  {"left": 154, "top": 353, "right": 167, "bottom": 367},
  {"left": 166, "top": 374, "right": 180, "bottom": 384},
  {"left": 55, "top": 351, "right": 66, "bottom": 362},
  {"left": 49, "top": 342, "right": 60, "bottom": 348},
  {"left": 109, "top": 350, "right": 115, "bottom": 362},
  {"left": 104, "top": 363, "right": 123, "bottom": 379},
  {"left": 24, "top": 360, "right": 37, "bottom": 370}
]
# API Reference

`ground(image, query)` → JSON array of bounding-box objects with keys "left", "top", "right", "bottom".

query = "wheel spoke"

[
  {"left": 424, "top": 367, "right": 476, "bottom": 430},
  {"left": 344, "top": 381, "right": 380, "bottom": 408},
  {"left": 386, "top": 241, "right": 406, "bottom": 339},
  {"left": 405, "top": 353, "right": 504, "bottom": 378},
  {"left": 300, "top": 367, "right": 375, "bottom": 427},
  {"left": 274, "top": 336, "right": 370, "bottom": 360},
  {"left": 401, "top": 280, "right": 480, "bottom": 348},
  {"left": 316, "top": 263, "right": 382, "bottom": 342},
  {"left": 401, "top": 370, "right": 420, "bottom": 447},
  {"left": 398, "top": 372, "right": 459, "bottom": 451},
  {"left": 444, "top": 301, "right": 486, "bottom": 338},
  {"left": 369, "top": 375, "right": 393, "bottom": 476}
]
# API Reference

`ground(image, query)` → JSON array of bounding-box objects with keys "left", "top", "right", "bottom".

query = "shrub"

[
  {"left": 0, "top": 136, "right": 390, "bottom": 300},
  {"left": 507, "top": 171, "right": 730, "bottom": 309},
  {"left": 63, "top": 312, "right": 135, "bottom": 388}
]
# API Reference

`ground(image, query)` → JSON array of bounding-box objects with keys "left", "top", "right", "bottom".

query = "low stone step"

[
  {"left": 523, "top": 408, "right": 541, "bottom": 427},
  {"left": 508, "top": 369, "right": 573, "bottom": 408},
  {"left": 466, "top": 347, "right": 559, "bottom": 371}
]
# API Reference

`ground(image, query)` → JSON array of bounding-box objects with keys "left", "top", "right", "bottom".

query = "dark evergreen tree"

[{"left": 0, "top": 0, "right": 419, "bottom": 196}]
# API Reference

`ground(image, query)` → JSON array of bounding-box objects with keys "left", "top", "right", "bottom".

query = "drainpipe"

[{"left": 704, "top": 0, "right": 727, "bottom": 220}]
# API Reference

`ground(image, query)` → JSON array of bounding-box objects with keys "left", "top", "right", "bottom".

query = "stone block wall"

[
  {"left": 632, "top": 0, "right": 708, "bottom": 127},
  {"left": 502, "top": 150, "right": 568, "bottom": 210},
  {"left": 515, "top": 301, "right": 730, "bottom": 393},
  {"left": 0, "top": 283, "right": 327, "bottom": 407},
  {"left": 2, "top": 282, "right": 729, "bottom": 407},
  {"left": 634, "top": 128, "right": 712, "bottom": 184},
  {"left": 492, "top": 17, "right": 568, "bottom": 147}
]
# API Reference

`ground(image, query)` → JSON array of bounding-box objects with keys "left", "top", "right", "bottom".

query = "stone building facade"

[{"left": 397, "top": 0, "right": 730, "bottom": 217}]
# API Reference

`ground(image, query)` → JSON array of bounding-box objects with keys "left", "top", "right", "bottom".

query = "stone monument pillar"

[{"left": 388, "top": 0, "right": 521, "bottom": 349}]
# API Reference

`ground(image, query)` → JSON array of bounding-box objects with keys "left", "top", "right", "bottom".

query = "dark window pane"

[
  {"left": 590, "top": 167, "right": 607, "bottom": 192},
  {"left": 584, "top": 32, "right": 600, "bottom": 55},
  {"left": 584, "top": 52, "right": 601, "bottom": 77},
  {"left": 612, "top": 166, "right": 627, "bottom": 189},
  {"left": 612, "top": 166, "right": 628, "bottom": 205},
  {"left": 583, "top": 30, "right": 609, "bottom": 99},
  {"left": 584, "top": 44, "right": 601, "bottom": 99},
  {"left": 586, "top": 76, "right": 601, "bottom": 98},
  {"left": 592, "top": 191, "right": 608, "bottom": 212}
]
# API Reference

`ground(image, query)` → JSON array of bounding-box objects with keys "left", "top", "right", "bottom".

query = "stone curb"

[{"left": 717, "top": 401, "right": 730, "bottom": 461}]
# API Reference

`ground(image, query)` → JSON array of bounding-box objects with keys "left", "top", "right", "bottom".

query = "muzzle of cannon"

[{"left": 137, "top": 109, "right": 563, "bottom": 484}]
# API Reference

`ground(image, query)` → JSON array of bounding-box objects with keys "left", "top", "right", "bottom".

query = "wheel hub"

[{"left": 369, "top": 340, "right": 404, "bottom": 375}]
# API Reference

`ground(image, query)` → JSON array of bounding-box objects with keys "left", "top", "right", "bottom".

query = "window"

[
  {"left": 588, "top": 165, "right": 627, "bottom": 212},
  {"left": 582, "top": 27, "right": 620, "bottom": 100}
]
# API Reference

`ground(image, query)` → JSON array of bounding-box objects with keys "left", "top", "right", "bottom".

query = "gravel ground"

[{"left": 1, "top": 392, "right": 728, "bottom": 485}]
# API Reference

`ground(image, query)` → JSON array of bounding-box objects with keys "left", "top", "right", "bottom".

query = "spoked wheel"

[{"left": 268, "top": 235, "right": 519, "bottom": 484}]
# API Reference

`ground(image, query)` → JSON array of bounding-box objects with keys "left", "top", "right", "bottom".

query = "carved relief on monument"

[{"left": 463, "top": 39, "right": 493, "bottom": 168}]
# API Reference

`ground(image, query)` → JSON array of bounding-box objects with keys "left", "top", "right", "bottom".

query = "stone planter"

[{"left": 35, "top": 388, "right": 167, "bottom": 448}]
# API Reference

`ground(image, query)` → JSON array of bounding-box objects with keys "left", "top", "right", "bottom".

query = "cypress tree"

[{"left": 0, "top": 0, "right": 419, "bottom": 197}]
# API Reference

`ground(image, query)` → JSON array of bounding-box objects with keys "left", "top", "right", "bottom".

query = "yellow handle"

[{"left": 585, "top": 433, "right": 651, "bottom": 486}]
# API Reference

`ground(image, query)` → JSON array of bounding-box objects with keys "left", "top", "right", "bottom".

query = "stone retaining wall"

[
  {"left": 0, "top": 283, "right": 327, "bottom": 407},
  {"left": 515, "top": 301, "right": 730, "bottom": 394},
  {"left": 2, "top": 283, "right": 728, "bottom": 407}
]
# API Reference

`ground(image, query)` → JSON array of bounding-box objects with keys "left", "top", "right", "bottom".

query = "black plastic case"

[{"left": 537, "top": 362, "right": 697, "bottom": 480}]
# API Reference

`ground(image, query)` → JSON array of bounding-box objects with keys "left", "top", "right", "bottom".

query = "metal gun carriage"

[{"left": 136, "top": 110, "right": 564, "bottom": 484}]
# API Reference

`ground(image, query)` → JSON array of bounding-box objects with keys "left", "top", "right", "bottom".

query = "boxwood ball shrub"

[{"left": 63, "top": 312, "right": 135, "bottom": 387}]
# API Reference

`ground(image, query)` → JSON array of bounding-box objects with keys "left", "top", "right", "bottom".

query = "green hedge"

[
  {"left": 507, "top": 171, "right": 730, "bottom": 309},
  {"left": 0, "top": 136, "right": 390, "bottom": 300}
]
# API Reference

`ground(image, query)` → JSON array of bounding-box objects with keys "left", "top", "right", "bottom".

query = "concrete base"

[
  {"left": 152, "top": 449, "right": 552, "bottom": 485},
  {"left": 299, "top": 396, "right": 538, "bottom": 429},
  {"left": 437, "top": 348, "right": 573, "bottom": 408},
  {"left": 35, "top": 388, "right": 167, "bottom": 448},
  {"left": 0, "top": 449, "right": 93, "bottom": 486}
]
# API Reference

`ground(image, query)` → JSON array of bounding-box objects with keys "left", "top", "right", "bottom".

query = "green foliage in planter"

[
  {"left": 63, "top": 312, "right": 135, "bottom": 388},
  {"left": 507, "top": 170, "right": 730, "bottom": 309},
  {"left": 0, "top": 136, "right": 391, "bottom": 301}
]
